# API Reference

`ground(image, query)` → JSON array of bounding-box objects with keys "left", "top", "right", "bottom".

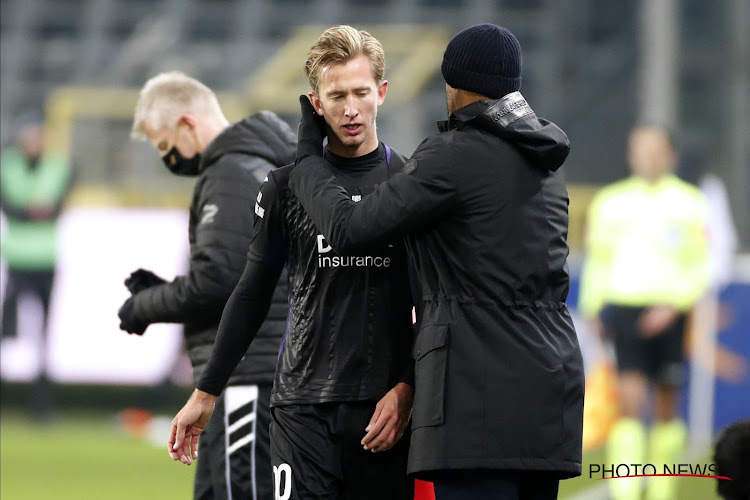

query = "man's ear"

[
  {"left": 308, "top": 92, "right": 324, "bottom": 116},
  {"left": 178, "top": 114, "right": 198, "bottom": 129},
  {"left": 377, "top": 80, "right": 388, "bottom": 106}
]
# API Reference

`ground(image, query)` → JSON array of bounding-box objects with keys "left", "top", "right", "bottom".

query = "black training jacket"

[
  {"left": 132, "top": 111, "right": 295, "bottom": 386},
  {"left": 197, "top": 143, "right": 415, "bottom": 407},
  {"left": 289, "top": 92, "right": 585, "bottom": 478}
]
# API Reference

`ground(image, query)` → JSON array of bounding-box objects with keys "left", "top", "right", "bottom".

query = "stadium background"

[{"left": 1, "top": 1, "right": 748, "bottom": 499}]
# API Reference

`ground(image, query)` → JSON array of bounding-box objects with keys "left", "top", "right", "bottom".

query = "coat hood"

[
  {"left": 200, "top": 111, "right": 296, "bottom": 173},
  {"left": 439, "top": 91, "right": 570, "bottom": 171}
]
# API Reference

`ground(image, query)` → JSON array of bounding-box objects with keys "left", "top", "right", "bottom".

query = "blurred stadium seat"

[{"left": 3, "top": 0, "right": 744, "bottom": 230}]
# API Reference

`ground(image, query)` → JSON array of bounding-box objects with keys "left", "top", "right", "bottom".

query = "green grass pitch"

[
  {"left": 1, "top": 411, "right": 195, "bottom": 500},
  {"left": 1, "top": 410, "right": 721, "bottom": 499}
]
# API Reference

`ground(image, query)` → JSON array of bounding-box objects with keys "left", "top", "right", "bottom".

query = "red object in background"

[{"left": 415, "top": 479, "right": 435, "bottom": 500}]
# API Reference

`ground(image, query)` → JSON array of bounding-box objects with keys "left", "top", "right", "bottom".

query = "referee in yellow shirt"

[{"left": 579, "top": 124, "right": 710, "bottom": 500}]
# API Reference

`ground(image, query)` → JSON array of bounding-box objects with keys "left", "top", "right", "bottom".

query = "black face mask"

[{"left": 162, "top": 147, "right": 201, "bottom": 176}]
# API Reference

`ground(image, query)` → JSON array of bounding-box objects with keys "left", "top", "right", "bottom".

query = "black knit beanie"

[{"left": 441, "top": 23, "right": 522, "bottom": 99}]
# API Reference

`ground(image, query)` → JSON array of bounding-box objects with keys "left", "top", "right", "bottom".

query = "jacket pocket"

[{"left": 412, "top": 324, "right": 449, "bottom": 429}]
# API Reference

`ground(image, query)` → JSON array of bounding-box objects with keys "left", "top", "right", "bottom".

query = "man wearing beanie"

[{"left": 290, "top": 23, "right": 584, "bottom": 500}]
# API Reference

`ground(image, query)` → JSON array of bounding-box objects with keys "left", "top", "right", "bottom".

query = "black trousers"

[
  {"left": 432, "top": 470, "right": 560, "bottom": 500},
  {"left": 1, "top": 268, "right": 55, "bottom": 341},
  {"left": 1, "top": 268, "right": 56, "bottom": 421},
  {"left": 194, "top": 383, "right": 273, "bottom": 500}
]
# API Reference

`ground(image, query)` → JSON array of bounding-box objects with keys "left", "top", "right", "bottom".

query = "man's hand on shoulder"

[{"left": 296, "top": 95, "right": 327, "bottom": 160}]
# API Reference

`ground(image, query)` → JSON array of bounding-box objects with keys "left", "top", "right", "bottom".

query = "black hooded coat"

[{"left": 132, "top": 111, "right": 295, "bottom": 385}]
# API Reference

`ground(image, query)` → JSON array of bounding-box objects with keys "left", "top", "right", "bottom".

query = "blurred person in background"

[
  {"left": 578, "top": 124, "right": 710, "bottom": 500},
  {"left": 289, "top": 23, "right": 584, "bottom": 500},
  {"left": 713, "top": 418, "right": 750, "bottom": 500},
  {"left": 0, "top": 110, "right": 73, "bottom": 423},
  {"left": 169, "top": 26, "right": 415, "bottom": 500},
  {"left": 120, "top": 71, "right": 295, "bottom": 500}
]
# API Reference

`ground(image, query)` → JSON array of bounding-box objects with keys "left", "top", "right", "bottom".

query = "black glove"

[
  {"left": 118, "top": 296, "right": 149, "bottom": 335},
  {"left": 296, "top": 95, "right": 327, "bottom": 159},
  {"left": 124, "top": 269, "right": 166, "bottom": 295}
]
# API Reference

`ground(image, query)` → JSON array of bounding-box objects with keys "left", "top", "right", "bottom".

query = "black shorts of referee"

[{"left": 600, "top": 304, "right": 687, "bottom": 386}]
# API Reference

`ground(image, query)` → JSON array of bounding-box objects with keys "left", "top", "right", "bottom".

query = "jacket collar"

[
  {"left": 435, "top": 91, "right": 570, "bottom": 172},
  {"left": 437, "top": 91, "right": 533, "bottom": 133}
]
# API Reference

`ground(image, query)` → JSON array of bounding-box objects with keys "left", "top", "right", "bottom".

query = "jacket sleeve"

[
  {"left": 577, "top": 191, "right": 612, "bottom": 319},
  {"left": 671, "top": 191, "right": 710, "bottom": 311},
  {"left": 132, "top": 159, "right": 263, "bottom": 324},
  {"left": 0, "top": 155, "right": 31, "bottom": 220},
  {"left": 0, "top": 194, "right": 31, "bottom": 220},
  {"left": 196, "top": 173, "right": 288, "bottom": 395},
  {"left": 197, "top": 258, "right": 285, "bottom": 395},
  {"left": 289, "top": 136, "right": 458, "bottom": 252},
  {"left": 49, "top": 164, "right": 74, "bottom": 219}
]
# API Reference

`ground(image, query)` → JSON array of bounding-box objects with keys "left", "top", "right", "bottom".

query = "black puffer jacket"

[
  {"left": 133, "top": 111, "right": 295, "bottom": 385},
  {"left": 290, "top": 92, "right": 585, "bottom": 478}
]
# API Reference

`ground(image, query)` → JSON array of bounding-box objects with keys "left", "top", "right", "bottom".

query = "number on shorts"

[{"left": 273, "top": 463, "right": 292, "bottom": 500}]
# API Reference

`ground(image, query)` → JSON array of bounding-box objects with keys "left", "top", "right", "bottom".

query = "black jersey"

[{"left": 198, "top": 143, "right": 414, "bottom": 407}]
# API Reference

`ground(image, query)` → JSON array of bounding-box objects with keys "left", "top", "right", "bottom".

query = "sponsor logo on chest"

[{"left": 316, "top": 234, "right": 391, "bottom": 268}]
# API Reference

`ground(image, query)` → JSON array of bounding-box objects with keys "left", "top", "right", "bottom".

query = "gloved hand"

[
  {"left": 296, "top": 95, "right": 327, "bottom": 159},
  {"left": 124, "top": 269, "right": 166, "bottom": 295},
  {"left": 118, "top": 296, "right": 149, "bottom": 335}
]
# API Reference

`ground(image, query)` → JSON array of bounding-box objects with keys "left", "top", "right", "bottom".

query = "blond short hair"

[
  {"left": 304, "top": 25, "right": 386, "bottom": 94},
  {"left": 131, "top": 71, "right": 221, "bottom": 139}
]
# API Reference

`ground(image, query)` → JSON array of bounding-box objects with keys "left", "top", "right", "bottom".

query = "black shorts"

[
  {"left": 270, "top": 401, "right": 413, "bottom": 500},
  {"left": 601, "top": 305, "right": 686, "bottom": 386},
  {"left": 194, "top": 383, "right": 273, "bottom": 500}
]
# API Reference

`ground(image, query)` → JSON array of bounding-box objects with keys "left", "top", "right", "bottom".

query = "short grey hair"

[{"left": 131, "top": 71, "right": 220, "bottom": 139}]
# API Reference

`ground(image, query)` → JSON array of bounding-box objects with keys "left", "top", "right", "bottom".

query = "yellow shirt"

[{"left": 578, "top": 174, "right": 709, "bottom": 318}]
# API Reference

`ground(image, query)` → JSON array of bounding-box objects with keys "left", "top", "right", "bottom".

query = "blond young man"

[
  {"left": 169, "top": 27, "right": 415, "bottom": 500},
  {"left": 123, "top": 71, "right": 295, "bottom": 500}
]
